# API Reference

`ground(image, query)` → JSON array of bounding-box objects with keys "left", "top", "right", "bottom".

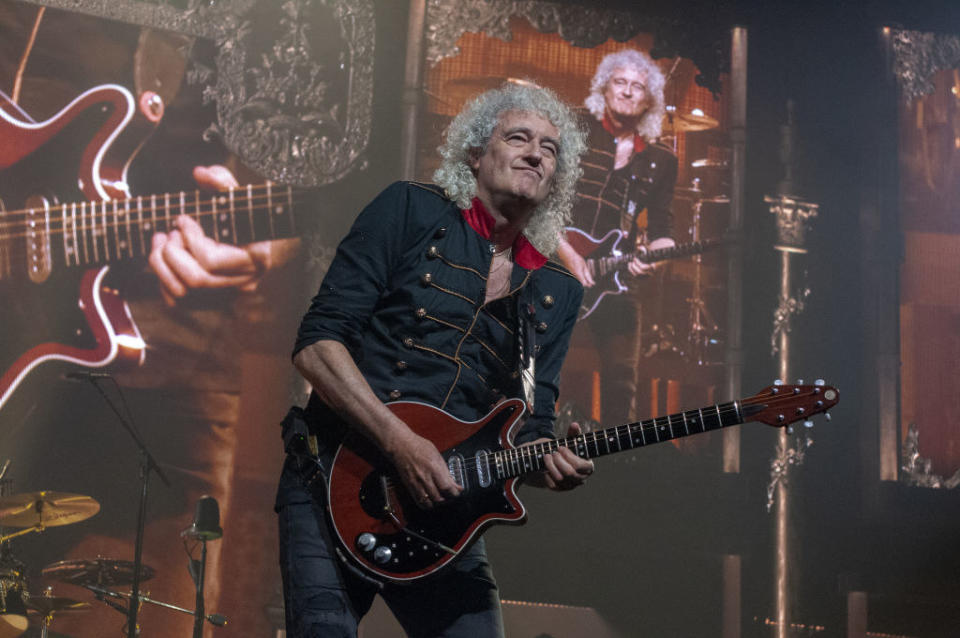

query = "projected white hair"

[
  {"left": 433, "top": 83, "right": 586, "bottom": 255},
  {"left": 584, "top": 49, "right": 666, "bottom": 142}
]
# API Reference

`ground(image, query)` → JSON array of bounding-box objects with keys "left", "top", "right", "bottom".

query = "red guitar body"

[
  {"left": 0, "top": 85, "right": 156, "bottom": 413},
  {"left": 326, "top": 399, "right": 529, "bottom": 583}
]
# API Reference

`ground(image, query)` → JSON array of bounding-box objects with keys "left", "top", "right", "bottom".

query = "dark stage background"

[{"left": 0, "top": 1, "right": 959, "bottom": 637}]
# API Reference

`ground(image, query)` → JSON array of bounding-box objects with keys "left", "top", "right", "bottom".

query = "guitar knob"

[
  {"left": 374, "top": 546, "right": 393, "bottom": 564},
  {"left": 357, "top": 533, "right": 376, "bottom": 552}
]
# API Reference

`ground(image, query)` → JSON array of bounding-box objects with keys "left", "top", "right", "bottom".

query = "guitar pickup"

[{"left": 447, "top": 453, "right": 466, "bottom": 489}]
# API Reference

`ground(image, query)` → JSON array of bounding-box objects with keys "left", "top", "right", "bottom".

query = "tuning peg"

[
  {"left": 824, "top": 412, "right": 831, "bottom": 422},
  {"left": 787, "top": 426, "right": 794, "bottom": 435},
  {"left": 803, "top": 420, "right": 814, "bottom": 428},
  {"left": 814, "top": 379, "right": 825, "bottom": 386},
  {"left": 773, "top": 379, "right": 783, "bottom": 386},
  {"left": 796, "top": 378, "right": 804, "bottom": 385}
]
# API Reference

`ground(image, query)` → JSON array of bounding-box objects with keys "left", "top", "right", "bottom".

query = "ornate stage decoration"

[
  {"left": 770, "top": 285, "right": 811, "bottom": 357},
  {"left": 23, "top": 0, "right": 375, "bottom": 186},
  {"left": 766, "top": 431, "right": 813, "bottom": 512},
  {"left": 890, "top": 29, "right": 960, "bottom": 102},
  {"left": 424, "top": 0, "right": 727, "bottom": 95},
  {"left": 901, "top": 424, "right": 960, "bottom": 489},
  {"left": 764, "top": 101, "right": 821, "bottom": 638}
]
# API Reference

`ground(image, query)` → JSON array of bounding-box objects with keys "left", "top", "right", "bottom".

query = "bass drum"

[{"left": 0, "top": 566, "right": 28, "bottom": 638}]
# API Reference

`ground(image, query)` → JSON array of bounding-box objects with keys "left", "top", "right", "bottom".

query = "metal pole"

[
  {"left": 721, "top": 26, "right": 747, "bottom": 638},
  {"left": 400, "top": 0, "right": 427, "bottom": 179},
  {"left": 766, "top": 190, "right": 819, "bottom": 638}
]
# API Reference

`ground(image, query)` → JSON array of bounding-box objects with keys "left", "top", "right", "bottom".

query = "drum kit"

[
  {"left": 0, "top": 489, "right": 132, "bottom": 637},
  {"left": 0, "top": 486, "right": 191, "bottom": 637},
  {"left": 654, "top": 104, "right": 730, "bottom": 367}
]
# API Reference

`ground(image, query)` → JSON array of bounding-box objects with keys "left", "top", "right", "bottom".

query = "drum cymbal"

[
  {"left": 41, "top": 558, "right": 155, "bottom": 588},
  {"left": 0, "top": 614, "right": 27, "bottom": 638},
  {"left": 26, "top": 594, "right": 90, "bottom": 616},
  {"left": 0, "top": 492, "right": 99, "bottom": 528},
  {"left": 674, "top": 187, "right": 730, "bottom": 204},
  {"left": 663, "top": 108, "right": 718, "bottom": 133},
  {"left": 691, "top": 158, "right": 729, "bottom": 169}
]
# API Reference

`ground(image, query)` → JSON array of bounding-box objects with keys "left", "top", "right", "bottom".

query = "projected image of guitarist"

[
  {"left": 0, "top": 5, "right": 301, "bottom": 636},
  {"left": 556, "top": 49, "right": 679, "bottom": 427}
]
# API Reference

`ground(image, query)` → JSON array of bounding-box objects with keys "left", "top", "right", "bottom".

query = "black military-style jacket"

[
  {"left": 571, "top": 113, "right": 677, "bottom": 242},
  {"left": 294, "top": 181, "right": 583, "bottom": 446}
]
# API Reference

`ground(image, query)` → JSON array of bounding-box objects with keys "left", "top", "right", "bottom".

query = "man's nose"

[{"left": 523, "top": 145, "right": 543, "bottom": 165}]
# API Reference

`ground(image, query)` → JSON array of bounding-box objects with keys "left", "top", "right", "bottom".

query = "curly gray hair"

[
  {"left": 433, "top": 83, "right": 586, "bottom": 255},
  {"left": 584, "top": 49, "right": 665, "bottom": 142}
]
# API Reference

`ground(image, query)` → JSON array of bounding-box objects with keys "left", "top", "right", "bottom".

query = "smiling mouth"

[{"left": 515, "top": 167, "right": 541, "bottom": 178}]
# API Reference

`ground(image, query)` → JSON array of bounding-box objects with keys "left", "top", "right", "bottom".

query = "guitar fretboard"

[
  {"left": 0, "top": 183, "right": 297, "bottom": 280},
  {"left": 589, "top": 239, "right": 717, "bottom": 278},
  {"left": 492, "top": 399, "right": 751, "bottom": 479}
]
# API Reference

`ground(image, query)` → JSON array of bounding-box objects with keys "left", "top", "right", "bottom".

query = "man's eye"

[
  {"left": 506, "top": 134, "right": 527, "bottom": 144},
  {"left": 542, "top": 145, "right": 557, "bottom": 157}
]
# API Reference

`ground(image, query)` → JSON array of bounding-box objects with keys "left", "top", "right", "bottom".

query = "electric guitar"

[
  {"left": 0, "top": 84, "right": 303, "bottom": 415},
  {"left": 310, "top": 382, "right": 838, "bottom": 583},
  {"left": 565, "top": 227, "right": 723, "bottom": 321}
]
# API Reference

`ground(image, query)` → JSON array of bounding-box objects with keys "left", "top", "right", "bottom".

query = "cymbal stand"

[
  {"left": 685, "top": 179, "right": 720, "bottom": 365},
  {"left": 0, "top": 524, "right": 43, "bottom": 544}
]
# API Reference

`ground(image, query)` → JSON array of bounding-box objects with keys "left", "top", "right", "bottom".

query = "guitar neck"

[
  {"left": 495, "top": 398, "right": 753, "bottom": 479},
  {"left": 5, "top": 183, "right": 299, "bottom": 274},
  {"left": 589, "top": 239, "right": 717, "bottom": 275}
]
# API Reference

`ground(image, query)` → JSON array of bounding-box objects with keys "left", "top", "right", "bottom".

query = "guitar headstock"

[{"left": 744, "top": 379, "right": 839, "bottom": 428}]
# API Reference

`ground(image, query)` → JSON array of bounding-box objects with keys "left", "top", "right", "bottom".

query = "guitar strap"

[{"left": 517, "top": 283, "right": 538, "bottom": 411}]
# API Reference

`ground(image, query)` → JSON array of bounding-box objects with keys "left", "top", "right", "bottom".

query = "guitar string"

[
  {"left": 0, "top": 184, "right": 298, "bottom": 233},
  {"left": 0, "top": 182, "right": 286, "bottom": 221},
  {"left": 0, "top": 189, "right": 297, "bottom": 233},
  {"left": 380, "top": 389, "right": 830, "bottom": 487},
  {"left": 0, "top": 189, "right": 302, "bottom": 242}
]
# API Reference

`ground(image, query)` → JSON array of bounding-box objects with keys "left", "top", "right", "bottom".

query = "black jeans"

[{"left": 276, "top": 460, "right": 505, "bottom": 638}]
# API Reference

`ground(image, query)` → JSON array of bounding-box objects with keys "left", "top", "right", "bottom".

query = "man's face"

[
  {"left": 603, "top": 66, "right": 649, "bottom": 120},
  {"left": 471, "top": 110, "right": 559, "bottom": 211}
]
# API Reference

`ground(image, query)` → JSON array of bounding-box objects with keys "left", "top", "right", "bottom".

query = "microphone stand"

[
  {"left": 192, "top": 539, "right": 207, "bottom": 638},
  {"left": 84, "top": 584, "right": 227, "bottom": 628},
  {"left": 84, "top": 376, "right": 170, "bottom": 637}
]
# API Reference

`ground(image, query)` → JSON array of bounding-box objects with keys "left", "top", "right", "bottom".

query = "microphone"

[
  {"left": 181, "top": 496, "right": 223, "bottom": 541},
  {"left": 63, "top": 370, "right": 113, "bottom": 380}
]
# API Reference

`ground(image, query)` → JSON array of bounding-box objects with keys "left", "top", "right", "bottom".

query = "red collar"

[
  {"left": 461, "top": 198, "right": 548, "bottom": 270},
  {"left": 601, "top": 115, "right": 646, "bottom": 154}
]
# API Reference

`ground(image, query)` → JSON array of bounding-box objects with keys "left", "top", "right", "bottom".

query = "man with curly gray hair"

[
  {"left": 279, "top": 84, "right": 592, "bottom": 637},
  {"left": 557, "top": 49, "right": 678, "bottom": 428}
]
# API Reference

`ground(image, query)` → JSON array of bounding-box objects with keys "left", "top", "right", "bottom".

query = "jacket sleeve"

[
  {"left": 293, "top": 181, "right": 412, "bottom": 358},
  {"left": 643, "top": 149, "right": 678, "bottom": 241}
]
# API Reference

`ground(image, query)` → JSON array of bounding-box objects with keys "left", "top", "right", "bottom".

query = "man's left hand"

[
  {"left": 524, "top": 422, "right": 595, "bottom": 491},
  {"left": 148, "top": 165, "right": 300, "bottom": 305},
  {"left": 627, "top": 236, "right": 676, "bottom": 277}
]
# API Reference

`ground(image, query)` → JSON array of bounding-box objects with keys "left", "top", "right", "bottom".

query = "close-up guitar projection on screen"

[{"left": 0, "top": 0, "right": 957, "bottom": 637}]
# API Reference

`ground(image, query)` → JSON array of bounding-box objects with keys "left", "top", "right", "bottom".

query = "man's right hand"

[{"left": 387, "top": 430, "right": 462, "bottom": 509}]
